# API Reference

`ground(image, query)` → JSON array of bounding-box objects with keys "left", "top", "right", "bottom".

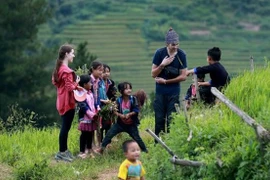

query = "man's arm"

[
  {"left": 151, "top": 64, "right": 164, "bottom": 78},
  {"left": 151, "top": 56, "right": 175, "bottom": 78},
  {"left": 155, "top": 68, "right": 187, "bottom": 84},
  {"left": 166, "top": 68, "right": 187, "bottom": 84}
]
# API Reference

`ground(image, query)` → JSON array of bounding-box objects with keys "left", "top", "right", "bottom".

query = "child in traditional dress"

[{"left": 77, "top": 75, "right": 98, "bottom": 159}]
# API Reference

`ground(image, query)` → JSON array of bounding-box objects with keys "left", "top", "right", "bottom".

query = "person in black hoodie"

[{"left": 186, "top": 47, "right": 230, "bottom": 91}]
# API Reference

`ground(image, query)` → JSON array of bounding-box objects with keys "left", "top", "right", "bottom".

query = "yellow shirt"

[{"left": 118, "top": 159, "right": 146, "bottom": 180}]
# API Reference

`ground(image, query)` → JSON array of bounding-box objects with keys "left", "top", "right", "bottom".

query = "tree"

[
  {"left": 0, "top": 0, "right": 52, "bottom": 124},
  {"left": 70, "top": 41, "right": 97, "bottom": 71}
]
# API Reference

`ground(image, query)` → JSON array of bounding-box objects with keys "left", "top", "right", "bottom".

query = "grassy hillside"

[
  {"left": 39, "top": 0, "right": 270, "bottom": 95},
  {"left": 1, "top": 65, "right": 270, "bottom": 179}
]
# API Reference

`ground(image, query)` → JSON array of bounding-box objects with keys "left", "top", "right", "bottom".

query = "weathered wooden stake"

[
  {"left": 145, "top": 128, "right": 204, "bottom": 167},
  {"left": 194, "top": 74, "right": 201, "bottom": 100},
  {"left": 250, "top": 56, "right": 254, "bottom": 72}
]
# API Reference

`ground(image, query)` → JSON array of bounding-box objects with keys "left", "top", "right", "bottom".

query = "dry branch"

[
  {"left": 146, "top": 129, "right": 204, "bottom": 167},
  {"left": 170, "top": 158, "right": 204, "bottom": 167}
]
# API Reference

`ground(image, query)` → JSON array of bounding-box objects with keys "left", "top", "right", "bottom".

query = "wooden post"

[
  {"left": 170, "top": 158, "right": 203, "bottom": 167},
  {"left": 194, "top": 74, "right": 200, "bottom": 100},
  {"left": 146, "top": 128, "right": 204, "bottom": 167},
  {"left": 250, "top": 56, "right": 254, "bottom": 72},
  {"left": 211, "top": 87, "right": 270, "bottom": 142}
]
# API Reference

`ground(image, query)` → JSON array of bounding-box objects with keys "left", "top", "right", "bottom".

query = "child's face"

[
  {"left": 84, "top": 81, "right": 92, "bottom": 91},
  {"left": 103, "top": 67, "right": 110, "bottom": 80},
  {"left": 92, "top": 65, "right": 104, "bottom": 79},
  {"left": 207, "top": 56, "right": 214, "bottom": 64},
  {"left": 125, "top": 142, "right": 141, "bottom": 162},
  {"left": 123, "top": 84, "right": 132, "bottom": 96}
]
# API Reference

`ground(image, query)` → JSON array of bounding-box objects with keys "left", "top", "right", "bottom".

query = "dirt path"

[
  {"left": 0, "top": 164, "right": 13, "bottom": 180},
  {"left": 96, "top": 167, "right": 118, "bottom": 180}
]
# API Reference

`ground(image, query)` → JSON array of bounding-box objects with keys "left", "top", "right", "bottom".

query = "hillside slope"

[{"left": 39, "top": 0, "right": 270, "bottom": 94}]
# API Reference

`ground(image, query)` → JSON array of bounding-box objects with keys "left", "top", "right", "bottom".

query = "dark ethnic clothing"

[{"left": 194, "top": 62, "right": 230, "bottom": 90}]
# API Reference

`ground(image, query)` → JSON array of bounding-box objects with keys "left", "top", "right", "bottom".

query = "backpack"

[{"left": 77, "top": 100, "right": 91, "bottom": 120}]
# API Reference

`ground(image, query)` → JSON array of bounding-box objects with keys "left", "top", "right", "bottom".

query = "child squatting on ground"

[
  {"left": 76, "top": 74, "right": 98, "bottom": 159},
  {"left": 97, "top": 82, "right": 148, "bottom": 154},
  {"left": 118, "top": 140, "right": 146, "bottom": 180}
]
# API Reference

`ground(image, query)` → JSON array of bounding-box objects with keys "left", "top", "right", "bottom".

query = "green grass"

[
  {"left": 0, "top": 117, "right": 154, "bottom": 179},
  {"left": 1, "top": 65, "right": 270, "bottom": 179}
]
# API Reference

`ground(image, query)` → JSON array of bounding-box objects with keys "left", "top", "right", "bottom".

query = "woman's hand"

[{"left": 76, "top": 85, "right": 84, "bottom": 91}]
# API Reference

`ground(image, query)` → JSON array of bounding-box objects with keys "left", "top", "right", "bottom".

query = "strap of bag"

[{"left": 176, "top": 55, "right": 183, "bottom": 67}]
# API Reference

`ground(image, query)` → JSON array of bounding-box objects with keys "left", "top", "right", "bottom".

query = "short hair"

[
  {"left": 122, "top": 140, "right": 136, "bottom": 153},
  {"left": 208, "top": 47, "right": 221, "bottom": 61},
  {"left": 79, "top": 74, "right": 90, "bottom": 87},
  {"left": 118, "top": 82, "right": 132, "bottom": 95}
]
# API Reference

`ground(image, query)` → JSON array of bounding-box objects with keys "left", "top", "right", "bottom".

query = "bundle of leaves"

[{"left": 98, "top": 100, "right": 118, "bottom": 121}]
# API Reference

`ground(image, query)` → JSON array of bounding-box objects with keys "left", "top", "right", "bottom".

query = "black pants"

[
  {"left": 100, "top": 122, "right": 111, "bottom": 142},
  {"left": 154, "top": 94, "right": 179, "bottom": 137},
  {"left": 59, "top": 109, "right": 75, "bottom": 152},
  {"left": 80, "top": 131, "right": 93, "bottom": 152},
  {"left": 101, "top": 123, "right": 147, "bottom": 152}
]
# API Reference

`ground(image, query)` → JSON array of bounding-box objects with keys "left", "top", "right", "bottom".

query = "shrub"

[{"left": 2, "top": 103, "right": 43, "bottom": 133}]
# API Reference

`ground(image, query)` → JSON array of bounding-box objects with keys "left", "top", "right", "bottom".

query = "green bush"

[
  {"left": 144, "top": 65, "right": 270, "bottom": 179},
  {"left": 2, "top": 104, "right": 43, "bottom": 133}
]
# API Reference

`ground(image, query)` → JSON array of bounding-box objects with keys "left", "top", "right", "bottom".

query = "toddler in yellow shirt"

[{"left": 118, "top": 140, "right": 145, "bottom": 180}]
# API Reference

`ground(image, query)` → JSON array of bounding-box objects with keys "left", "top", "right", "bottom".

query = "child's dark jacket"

[
  {"left": 116, "top": 96, "right": 140, "bottom": 126},
  {"left": 195, "top": 62, "right": 230, "bottom": 89}
]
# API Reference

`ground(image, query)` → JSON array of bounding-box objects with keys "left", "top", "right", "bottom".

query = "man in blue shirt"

[{"left": 151, "top": 28, "right": 187, "bottom": 137}]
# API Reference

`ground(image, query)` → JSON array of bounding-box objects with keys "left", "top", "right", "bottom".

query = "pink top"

[
  {"left": 82, "top": 91, "right": 96, "bottom": 121},
  {"left": 121, "top": 100, "right": 132, "bottom": 125},
  {"left": 191, "top": 84, "right": 196, "bottom": 97}
]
